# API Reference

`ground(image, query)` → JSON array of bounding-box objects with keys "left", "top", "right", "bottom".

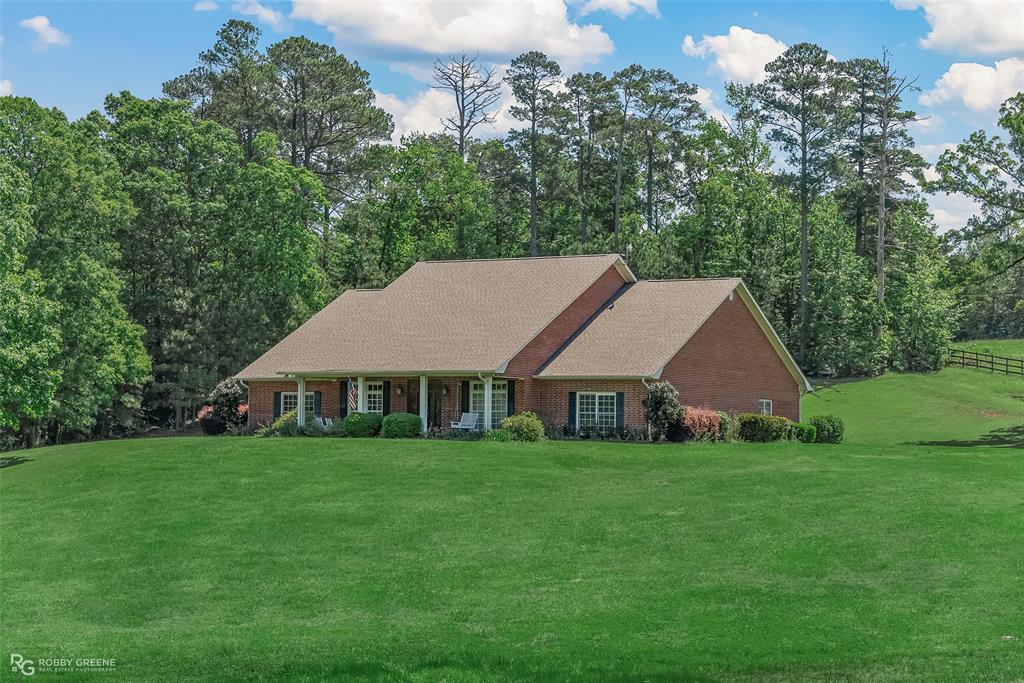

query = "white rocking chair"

[{"left": 450, "top": 412, "right": 479, "bottom": 430}]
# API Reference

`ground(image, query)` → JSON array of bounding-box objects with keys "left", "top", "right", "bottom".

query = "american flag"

[{"left": 347, "top": 381, "right": 358, "bottom": 410}]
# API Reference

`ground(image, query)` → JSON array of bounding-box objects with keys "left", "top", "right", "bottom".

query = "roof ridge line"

[{"left": 418, "top": 253, "right": 620, "bottom": 265}]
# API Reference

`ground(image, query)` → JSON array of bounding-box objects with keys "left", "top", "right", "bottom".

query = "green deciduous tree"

[{"left": 0, "top": 98, "right": 150, "bottom": 444}]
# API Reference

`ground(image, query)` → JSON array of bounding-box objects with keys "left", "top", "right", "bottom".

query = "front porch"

[{"left": 251, "top": 375, "right": 516, "bottom": 433}]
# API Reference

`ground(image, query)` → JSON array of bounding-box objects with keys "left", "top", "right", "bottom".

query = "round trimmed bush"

[
  {"left": 500, "top": 411, "right": 545, "bottom": 442},
  {"left": 809, "top": 415, "right": 844, "bottom": 444},
  {"left": 342, "top": 412, "right": 384, "bottom": 437},
  {"left": 381, "top": 412, "right": 422, "bottom": 438},
  {"left": 789, "top": 422, "right": 817, "bottom": 443},
  {"left": 737, "top": 413, "right": 791, "bottom": 442}
]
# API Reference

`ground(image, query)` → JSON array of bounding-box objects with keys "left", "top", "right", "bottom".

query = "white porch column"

[
  {"left": 419, "top": 375, "right": 428, "bottom": 433},
  {"left": 296, "top": 377, "right": 306, "bottom": 427},
  {"left": 357, "top": 376, "right": 366, "bottom": 413},
  {"left": 483, "top": 375, "right": 493, "bottom": 431}
]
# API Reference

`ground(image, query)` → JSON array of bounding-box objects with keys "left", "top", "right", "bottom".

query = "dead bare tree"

[{"left": 431, "top": 53, "right": 502, "bottom": 159}]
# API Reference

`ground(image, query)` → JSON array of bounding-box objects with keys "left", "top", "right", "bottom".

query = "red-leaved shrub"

[
  {"left": 682, "top": 406, "right": 720, "bottom": 441},
  {"left": 197, "top": 405, "right": 214, "bottom": 421}
]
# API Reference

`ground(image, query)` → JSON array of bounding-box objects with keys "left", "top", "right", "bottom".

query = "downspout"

[{"left": 641, "top": 377, "right": 652, "bottom": 442}]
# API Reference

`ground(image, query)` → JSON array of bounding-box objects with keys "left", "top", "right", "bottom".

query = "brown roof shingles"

[
  {"left": 536, "top": 278, "right": 741, "bottom": 379},
  {"left": 235, "top": 254, "right": 627, "bottom": 379}
]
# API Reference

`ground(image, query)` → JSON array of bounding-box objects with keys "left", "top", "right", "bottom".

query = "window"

[
  {"left": 758, "top": 399, "right": 773, "bottom": 416},
  {"left": 281, "top": 391, "right": 315, "bottom": 415},
  {"left": 578, "top": 392, "right": 616, "bottom": 430},
  {"left": 470, "top": 380, "right": 508, "bottom": 430},
  {"left": 365, "top": 382, "right": 385, "bottom": 414}
]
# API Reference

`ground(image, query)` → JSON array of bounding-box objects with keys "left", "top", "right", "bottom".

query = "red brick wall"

[
  {"left": 246, "top": 379, "right": 344, "bottom": 426},
  {"left": 504, "top": 264, "right": 627, "bottom": 411},
  {"left": 658, "top": 294, "right": 801, "bottom": 421},
  {"left": 532, "top": 379, "right": 647, "bottom": 428}
]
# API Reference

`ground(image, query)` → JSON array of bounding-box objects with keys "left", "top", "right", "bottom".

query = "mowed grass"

[
  {"left": 804, "top": 366, "right": 1024, "bottom": 447},
  {"left": 2, "top": 359, "right": 1023, "bottom": 681},
  {"left": 953, "top": 338, "right": 1024, "bottom": 358}
]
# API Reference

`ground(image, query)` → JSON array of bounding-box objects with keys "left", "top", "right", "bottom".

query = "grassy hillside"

[
  {"left": 953, "top": 338, "right": 1024, "bottom": 358},
  {"left": 803, "top": 366, "right": 1024, "bottom": 447},
  {"left": 2, "top": 437, "right": 1023, "bottom": 681}
]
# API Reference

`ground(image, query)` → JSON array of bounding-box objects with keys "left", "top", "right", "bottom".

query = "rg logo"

[{"left": 10, "top": 654, "right": 35, "bottom": 677}]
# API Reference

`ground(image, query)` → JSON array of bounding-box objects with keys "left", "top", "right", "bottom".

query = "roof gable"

[
  {"left": 236, "top": 254, "right": 628, "bottom": 379},
  {"left": 536, "top": 279, "right": 740, "bottom": 379}
]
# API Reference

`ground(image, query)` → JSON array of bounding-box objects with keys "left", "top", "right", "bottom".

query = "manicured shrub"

[
  {"left": 809, "top": 415, "right": 844, "bottom": 444},
  {"left": 381, "top": 412, "right": 422, "bottom": 439},
  {"left": 737, "top": 413, "right": 790, "bottom": 442},
  {"left": 342, "top": 412, "right": 383, "bottom": 437},
  {"left": 643, "top": 381, "right": 682, "bottom": 441},
  {"left": 500, "top": 411, "right": 545, "bottom": 442},
  {"left": 717, "top": 411, "right": 738, "bottom": 442},
  {"left": 789, "top": 422, "right": 817, "bottom": 444},
  {"left": 481, "top": 429, "right": 513, "bottom": 442},
  {"left": 682, "top": 406, "right": 720, "bottom": 441}
]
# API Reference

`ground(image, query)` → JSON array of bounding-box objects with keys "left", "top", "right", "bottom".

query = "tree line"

[{"left": 2, "top": 19, "right": 1020, "bottom": 448}]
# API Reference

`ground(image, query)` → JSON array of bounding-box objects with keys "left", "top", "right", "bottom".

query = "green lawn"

[{"left": 2, "top": 364, "right": 1023, "bottom": 681}]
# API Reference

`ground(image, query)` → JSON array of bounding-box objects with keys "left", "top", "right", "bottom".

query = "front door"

[{"left": 406, "top": 380, "right": 444, "bottom": 428}]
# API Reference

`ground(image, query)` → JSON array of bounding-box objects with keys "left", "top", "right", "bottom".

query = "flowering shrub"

[
  {"left": 682, "top": 407, "right": 720, "bottom": 441},
  {"left": 203, "top": 378, "right": 248, "bottom": 434}
]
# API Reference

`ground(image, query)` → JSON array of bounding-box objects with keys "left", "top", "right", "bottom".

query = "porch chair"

[{"left": 450, "top": 412, "right": 479, "bottom": 431}]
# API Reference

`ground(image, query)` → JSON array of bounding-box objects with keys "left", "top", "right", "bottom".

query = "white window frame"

[
  {"left": 365, "top": 382, "right": 385, "bottom": 415},
  {"left": 470, "top": 380, "right": 508, "bottom": 430},
  {"left": 281, "top": 391, "right": 315, "bottom": 415},
  {"left": 577, "top": 391, "right": 617, "bottom": 431},
  {"left": 758, "top": 399, "right": 773, "bottom": 416}
]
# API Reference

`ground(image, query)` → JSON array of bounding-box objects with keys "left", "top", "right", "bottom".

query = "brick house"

[{"left": 236, "top": 254, "right": 811, "bottom": 432}]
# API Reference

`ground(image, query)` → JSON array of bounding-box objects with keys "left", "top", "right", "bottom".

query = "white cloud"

[
  {"left": 232, "top": 1, "right": 288, "bottom": 32},
  {"left": 694, "top": 86, "right": 729, "bottom": 125},
  {"left": 375, "top": 89, "right": 453, "bottom": 143},
  {"left": 891, "top": 0, "right": 1024, "bottom": 55},
  {"left": 0, "top": 80, "right": 12, "bottom": 96},
  {"left": 290, "top": 0, "right": 614, "bottom": 69},
  {"left": 19, "top": 15, "right": 70, "bottom": 50},
  {"left": 682, "top": 25, "right": 786, "bottom": 84},
  {"left": 929, "top": 191, "right": 981, "bottom": 232},
  {"left": 193, "top": 0, "right": 220, "bottom": 11},
  {"left": 920, "top": 58, "right": 1024, "bottom": 111},
  {"left": 579, "top": 0, "right": 659, "bottom": 19}
]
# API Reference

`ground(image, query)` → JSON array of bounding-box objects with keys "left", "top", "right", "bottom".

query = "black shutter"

[
  {"left": 615, "top": 392, "right": 625, "bottom": 430},
  {"left": 568, "top": 392, "right": 577, "bottom": 430},
  {"left": 314, "top": 391, "right": 321, "bottom": 417},
  {"left": 507, "top": 380, "right": 516, "bottom": 416},
  {"left": 273, "top": 391, "right": 282, "bottom": 420},
  {"left": 340, "top": 382, "right": 349, "bottom": 418},
  {"left": 460, "top": 380, "right": 470, "bottom": 414},
  {"left": 382, "top": 381, "right": 391, "bottom": 415}
]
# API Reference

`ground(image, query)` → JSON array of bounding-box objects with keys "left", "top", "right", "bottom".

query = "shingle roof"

[
  {"left": 536, "top": 278, "right": 742, "bottom": 379},
  {"left": 235, "top": 254, "right": 629, "bottom": 379}
]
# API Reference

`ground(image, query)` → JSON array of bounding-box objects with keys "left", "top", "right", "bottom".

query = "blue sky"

[{"left": 3, "top": 0, "right": 1023, "bottom": 229}]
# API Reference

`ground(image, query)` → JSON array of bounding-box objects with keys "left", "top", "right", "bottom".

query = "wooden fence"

[{"left": 947, "top": 347, "right": 1024, "bottom": 377}]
